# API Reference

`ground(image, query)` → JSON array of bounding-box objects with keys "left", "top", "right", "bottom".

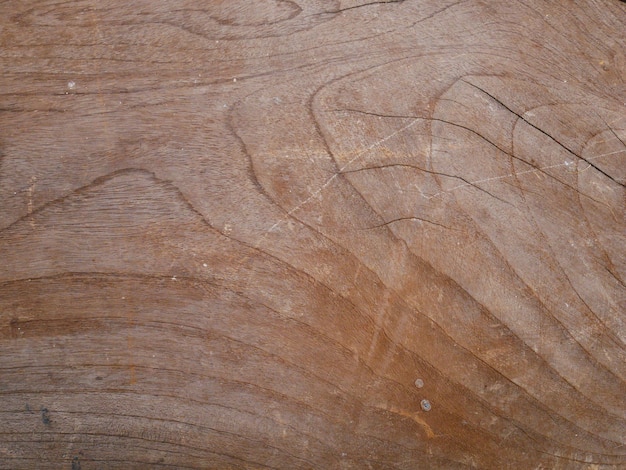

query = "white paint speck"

[
  {"left": 67, "top": 81, "right": 76, "bottom": 89},
  {"left": 203, "top": 263, "right": 208, "bottom": 268}
]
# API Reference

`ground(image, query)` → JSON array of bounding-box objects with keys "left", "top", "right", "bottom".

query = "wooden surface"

[{"left": 1, "top": 0, "right": 625, "bottom": 468}]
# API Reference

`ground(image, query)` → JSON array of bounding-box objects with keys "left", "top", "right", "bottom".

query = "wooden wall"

[{"left": 1, "top": 0, "right": 625, "bottom": 468}]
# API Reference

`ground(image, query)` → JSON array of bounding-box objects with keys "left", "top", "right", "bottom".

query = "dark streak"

[
  {"left": 324, "top": 98, "right": 626, "bottom": 423},
  {"left": 605, "top": 125, "right": 626, "bottom": 150},
  {"left": 0, "top": 167, "right": 211, "bottom": 235},
  {"left": 503, "top": 118, "right": 626, "bottom": 361},
  {"left": 462, "top": 79, "right": 625, "bottom": 189},
  {"left": 328, "top": 0, "right": 406, "bottom": 14},
  {"left": 0, "top": 271, "right": 623, "bottom": 455},
  {"left": 604, "top": 265, "right": 626, "bottom": 289},
  {"left": 40, "top": 407, "right": 51, "bottom": 425},
  {"left": 405, "top": 1, "right": 463, "bottom": 30},
  {"left": 307, "top": 73, "right": 626, "bottom": 442},
  {"left": 0, "top": 367, "right": 440, "bottom": 466},
  {"left": 335, "top": 107, "right": 609, "bottom": 206},
  {"left": 169, "top": 2, "right": 303, "bottom": 27},
  {"left": 222, "top": 75, "right": 584, "bottom": 463},
  {"left": 0, "top": 272, "right": 433, "bottom": 451},
  {"left": 340, "top": 162, "right": 511, "bottom": 205},
  {"left": 310, "top": 95, "right": 626, "bottom": 442},
  {"left": 0, "top": 456, "right": 201, "bottom": 470},
  {"left": 365, "top": 216, "right": 457, "bottom": 231}
]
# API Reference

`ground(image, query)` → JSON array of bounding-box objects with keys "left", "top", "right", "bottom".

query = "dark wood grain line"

[
  {"left": 4, "top": 271, "right": 620, "bottom": 458},
  {"left": 462, "top": 79, "right": 625, "bottom": 189}
]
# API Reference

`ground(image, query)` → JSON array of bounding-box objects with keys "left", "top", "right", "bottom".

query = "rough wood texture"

[{"left": 1, "top": 1, "right": 625, "bottom": 468}]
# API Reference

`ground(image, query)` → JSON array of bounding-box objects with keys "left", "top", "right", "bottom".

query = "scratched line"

[
  {"left": 256, "top": 115, "right": 624, "bottom": 244},
  {"left": 423, "top": 147, "right": 624, "bottom": 201},
  {"left": 259, "top": 116, "right": 423, "bottom": 242}
]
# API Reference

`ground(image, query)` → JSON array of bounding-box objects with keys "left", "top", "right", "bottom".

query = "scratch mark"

[
  {"left": 126, "top": 306, "right": 136, "bottom": 386},
  {"left": 264, "top": 118, "right": 421, "bottom": 234},
  {"left": 462, "top": 79, "right": 625, "bottom": 189},
  {"left": 424, "top": 158, "right": 595, "bottom": 201},
  {"left": 252, "top": 84, "right": 623, "bottom": 247},
  {"left": 260, "top": 117, "right": 422, "bottom": 242},
  {"left": 334, "top": 108, "right": 617, "bottom": 204},
  {"left": 387, "top": 406, "right": 436, "bottom": 438},
  {"left": 353, "top": 263, "right": 362, "bottom": 286},
  {"left": 27, "top": 176, "right": 36, "bottom": 228}
]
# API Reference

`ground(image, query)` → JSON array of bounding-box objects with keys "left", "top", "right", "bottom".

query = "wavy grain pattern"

[{"left": 1, "top": 0, "right": 625, "bottom": 468}]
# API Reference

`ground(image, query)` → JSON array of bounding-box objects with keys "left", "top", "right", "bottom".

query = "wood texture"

[{"left": 1, "top": 0, "right": 625, "bottom": 468}]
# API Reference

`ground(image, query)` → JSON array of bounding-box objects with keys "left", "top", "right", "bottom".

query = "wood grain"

[{"left": 1, "top": 0, "right": 625, "bottom": 468}]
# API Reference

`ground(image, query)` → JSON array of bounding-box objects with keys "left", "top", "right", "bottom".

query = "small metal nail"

[{"left": 420, "top": 399, "right": 431, "bottom": 412}]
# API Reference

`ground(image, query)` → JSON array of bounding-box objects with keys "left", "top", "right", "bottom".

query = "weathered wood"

[{"left": 1, "top": 0, "right": 625, "bottom": 468}]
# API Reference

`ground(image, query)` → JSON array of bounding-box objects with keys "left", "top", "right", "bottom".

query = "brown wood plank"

[{"left": 1, "top": 0, "right": 625, "bottom": 468}]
